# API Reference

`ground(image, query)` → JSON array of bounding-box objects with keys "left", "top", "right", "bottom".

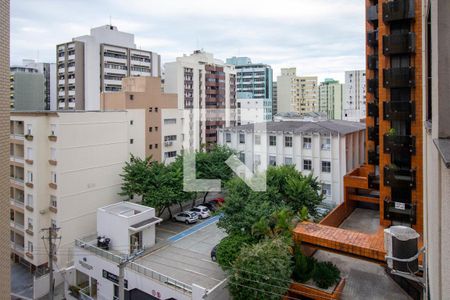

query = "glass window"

[
  {"left": 26, "top": 194, "right": 33, "bottom": 207},
  {"left": 225, "top": 133, "right": 231, "bottom": 143},
  {"left": 303, "top": 137, "right": 312, "bottom": 149},
  {"left": 164, "top": 118, "right": 177, "bottom": 125},
  {"left": 26, "top": 124, "right": 32, "bottom": 135},
  {"left": 269, "top": 136, "right": 277, "bottom": 146},
  {"left": 50, "top": 196, "right": 57, "bottom": 208},
  {"left": 164, "top": 151, "right": 177, "bottom": 158},
  {"left": 303, "top": 159, "right": 312, "bottom": 171},
  {"left": 50, "top": 148, "right": 56, "bottom": 160},
  {"left": 285, "top": 136, "right": 293, "bottom": 147},
  {"left": 255, "top": 135, "right": 261, "bottom": 145},
  {"left": 27, "top": 171, "right": 33, "bottom": 183},
  {"left": 239, "top": 133, "right": 245, "bottom": 144},
  {"left": 26, "top": 147, "right": 33, "bottom": 160},
  {"left": 51, "top": 171, "right": 57, "bottom": 184},
  {"left": 321, "top": 137, "right": 331, "bottom": 150},
  {"left": 322, "top": 183, "right": 332, "bottom": 197},
  {"left": 27, "top": 241, "right": 33, "bottom": 253},
  {"left": 284, "top": 157, "right": 293, "bottom": 165},
  {"left": 50, "top": 124, "right": 56, "bottom": 136},
  {"left": 269, "top": 156, "right": 277, "bottom": 166},
  {"left": 51, "top": 219, "right": 57, "bottom": 229},
  {"left": 321, "top": 161, "right": 331, "bottom": 173},
  {"left": 239, "top": 152, "right": 245, "bottom": 164}
]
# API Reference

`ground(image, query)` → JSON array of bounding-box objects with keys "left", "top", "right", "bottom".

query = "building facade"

[
  {"left": 56, "top": 25, "right": 161, "bottom": 111},
  {"left": 22, "top": 59, "right": 57, "bottom": 110},
  {"left": 343, "top": 70, "right": 366, "bottom": 122},
  {"left": 164, "top": 50, "right": 237, "bottom": 150},
  {"left": 0, "top": 0, "right": 11, "bottom": 294},
  {"left": 319, "top": 78, "right": 343, "bottom": 120},
  {"left": 101, "top": 76, "right": 184, "bottom": 164},
  {"left": 272, "top": 81, "right": 278, "bottom": 116},
  {"left": 9, "top": 111, "right": 130, "bottom": 272},
  {"left": 10, "top": 66, "right": 45, "bottom": 110},
  {"left": 277, "top": 68, "right": 318, "bottom": 114},
  {"left": 226, "top": 57, "right": 273, "bottom": 123},
  {"left": 218, "top": 120, "right": 365, "bottom": 206},
  {"left": 422, "top": 0, "right": 450, "bottom": 298}
]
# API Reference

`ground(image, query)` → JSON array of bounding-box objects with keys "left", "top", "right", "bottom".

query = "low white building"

[
  {"left": 218, "top": 120, "right": 365, "bottom": 206},
  {"left": 237, "top": 98, "right": 267, "bottom": 125},
  {"left": 67, "top": 202, "right": 228, "bottom": 300}
]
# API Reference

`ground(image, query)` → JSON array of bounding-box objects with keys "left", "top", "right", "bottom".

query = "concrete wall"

[{"left": 12, "top": 71, "right": 45, "bottom": 110}]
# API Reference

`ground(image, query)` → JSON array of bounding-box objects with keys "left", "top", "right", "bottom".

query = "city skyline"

[{"left": 11, "top": 0, "right": 365, "bottom": 82}]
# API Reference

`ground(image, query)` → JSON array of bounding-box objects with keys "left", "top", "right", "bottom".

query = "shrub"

[
  {"left": 216, "top": 234, "right": 253, "bottom": 269},
  {"left": 292, "top": 250, "right": 316, "bottom": 283},
  {"left": 312, "top": 261, "right": 341, "bottom": 289}
]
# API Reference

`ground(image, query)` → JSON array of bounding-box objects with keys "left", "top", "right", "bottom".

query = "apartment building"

[
  {"left": 22, "top": 59, "right": 57, "bottom": 110},
  {"left": 343, "top": 70, "right": 366, "bottom": 122},
  {"left": 226, "top": 57, "right": 273, "bottom": 123},
  {"left": 164, "top": 50, "right": 237, "bottom": 150},
  {"left": 56, "top": 25, "right": 161, "bottom": 111},
  {"left": 9, "top": 111, "right": 129, "bottom": 272},
  {"left": 272, "top": 81, "right": 278, "bottom": 115},
  {"left": 277, "top": 68, "right": 318, "bottom": 114},
  {"left": 101, "top": 76, "right": 184, "bottom": 164},
  {"left": 422, "top": 0, "right": 450, "bottom": 298},
  {"left": 319, "top": 78, "right": 343, "bottom": 120},
  {"left": 218, "top": 120, "right": 365, "bottom": 206},
  {"left": 0, "top": 0, "right": 11, "bottom": 294},
  {"left": 10, "top": 66, "right": 45, "bottom": 110}
]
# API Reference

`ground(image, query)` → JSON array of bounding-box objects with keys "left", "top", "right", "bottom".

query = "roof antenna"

[{"left": 109, "top": 15, "right": 112, "bottom": 26}]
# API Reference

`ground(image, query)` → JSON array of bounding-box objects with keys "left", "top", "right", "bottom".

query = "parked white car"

[
  {"left": 173, "top": 211, "right": 198, "bottom": 224},
  {"left": 190, "top": 205, "right": 211, "bottom": 219}
]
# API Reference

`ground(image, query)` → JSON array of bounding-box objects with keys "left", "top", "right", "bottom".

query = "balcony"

[
  {"left": 384, "top": 166, "right": 416, "bottom": 189},
  {"left": 367, "top": 30, "right": 379, "bottom": 47},
  {"left": 367, "top": 79, "right": 378, "bottom": 94},
  {"left": 367, "top": 4, "right": 378, "bottom": 22},
  {"left": 367, "top": 55, "right": 378, "bottom": 70},
  {"left": 368, "top": 173, "right": 380, "bottom": 190},
  {"left": 383, "top": 68, "right": 415, "bottom": 88},
  {"left": 368, "top": 150, "right": 379, "bottom": 165},
  {"left": 368, "top": 126, "right": 379, "bottom": 142},
  {"left": 383, "top": 33, "right": 416, "bottom": 55},
  {"left": 383, "top": 134, "right": 416, "bottom": 154},
  {"left": 382, "top": 0, "right": 415, "bottom": 23},
  {"left": 383, "top": 101, "right": 415, "bottom": 120},
  {"left": 384, "top": 197, "right": 416, "bottom": 224},
  {"left": 367, "top": 102, "right": 379, "bottom": 117},
  {"left": 24, "top": 134, "right": 33, "bottom": 141},
  {"left": 48, "top": 135, "right": 57, "bottom": 142}
]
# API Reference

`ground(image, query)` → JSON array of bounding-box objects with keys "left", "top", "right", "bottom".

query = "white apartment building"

[
  {"left": 66, "top": 202, "right": 228, "bottom": 300},
  {"left": 277, "top": 68, "right": 318, "bottom": 114},
  {"left": 164, "top": 50, "right": 237, "bottom": 150},
  {"left": 56, "top": 25, "right": 161, "bottom": 111},
  {"left": 9, "top": 111, "right": 130, "bottom": 272},
  {"left": 236, "top": 98, "right": 267, "bottom": 125},
  {"left": 218, "top": 120, "right": 365, "bottom": 206},
  {"left": 319, "top": 79, "right": 343, "bottom": 120},
  {"left": 343, "top": 70, "right": 366, "bottom": 122},
  {"left": 22, "top": 59, "right": 57, "bottom": 110}
]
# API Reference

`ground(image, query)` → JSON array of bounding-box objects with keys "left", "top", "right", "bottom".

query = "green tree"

[
  {"left": 229, "top": 238, "right": 293, "bottom": 300},
  {"left": 251, "top": 208, "right": 297, "bottom": 241},
  {"left": 216, "top": 234, "right": 253, "bottom": 269},
  {"left": 119, "top": 155, "right": 153, "bottom": 201}
]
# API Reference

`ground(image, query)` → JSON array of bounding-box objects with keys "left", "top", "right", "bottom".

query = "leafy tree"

[
  {"left": 228, "top": 238, "right": 293, "bottom": 300},
  {"left": 251, "top": 208, "right": 297, "bottom": 241},
  {"left": 119, "top": 155, "right": 153, "bottom": 201},
  {"left": 216, "top": 234, "right": 253, "bottom": 269}
]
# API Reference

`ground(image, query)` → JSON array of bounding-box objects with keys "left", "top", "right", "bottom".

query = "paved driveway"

[{"left": 11, "top": 261, "right": 33, "bottom": 300}]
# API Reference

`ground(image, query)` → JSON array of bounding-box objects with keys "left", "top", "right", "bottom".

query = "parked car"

[
  {"left": 203, "top": 202, "right": 217, "bottom": 212},
  {"left": 173, "top": 211, "right": 198, "bottom": 224},
  {"left": 211, "top": 245, "right": 218, "bottom": 261},
  {"left": 190, "top": 205, "right": 211, "bottom": 219},
  {"left": 210, "top": 197, "right": 225, "bottom": 206}
]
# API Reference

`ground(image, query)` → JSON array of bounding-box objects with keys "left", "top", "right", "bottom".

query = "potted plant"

[{"left": 386, "top": 128, "right": 396, "bottom": 137}]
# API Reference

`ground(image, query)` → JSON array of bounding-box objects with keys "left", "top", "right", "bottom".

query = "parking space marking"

[
  {"left": 168, "top": 215, "right": 222, "bottom": 243},
  {"left": 156, "top": 227, "right": 178, "bottom": 234}
]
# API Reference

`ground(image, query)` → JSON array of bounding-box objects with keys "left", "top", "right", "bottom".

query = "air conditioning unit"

[{"left": 384, "top": 226, "right": 420, "bottom": 273}]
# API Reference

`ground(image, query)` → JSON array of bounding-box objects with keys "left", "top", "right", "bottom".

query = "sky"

[{"left": 10, "top": 0, "right": 366, "bottom": 82}]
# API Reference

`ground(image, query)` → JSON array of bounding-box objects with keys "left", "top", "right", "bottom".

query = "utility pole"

[
  {"left": 117, "top": 249, "right": 144, "bottom": 300},
  {"left": 41, "top": 226, "right": 60, "bottom": 300}
]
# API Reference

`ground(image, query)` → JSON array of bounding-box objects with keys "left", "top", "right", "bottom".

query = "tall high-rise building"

[
  {"left": 10, "top": 66, "right": 45, "bottom": 110},
  {"left": 0, "top": 0, "right": 11, "bottom": 294},
  {"left": 164, "top": 50, "right": 237, "bottom": 150},
  {"left": 319, "top": 78, "right": 343, "bottom": 120},
  {"left": 422, "top": 0, "right": 450, "bottom": 298},
  {"left": 56, "top": 25, "right": 161, "bottom": 111},
  {"left": 343, "top": 70, "right": 366, "bottom": 122},
  {"left": 22, "top": 60, "right": 57, "bottom": 110},
  {"left": 277, "top": 68, "right": 318, "bottom": 114},
  {"left": 272, "top": 81, "right": 278, "bottom": 116},
  {"left": 226, "top": 57, "right": 273, "bottom": 123}
]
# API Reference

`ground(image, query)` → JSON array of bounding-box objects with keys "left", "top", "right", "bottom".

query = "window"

[
  {"left": 50, "top": 148, "right": 56, "bottom": 161},
  {"left": 26, "top": 194, "right": 33, "bottom": 207},
  {"left": 239, "top": 133, "right": 245, "bottom": 144},
  {"left": 155, "top": 126, "right": 158, "bottom": 131},
  {"left": 149, "top": 127, "right": 153, "bottom": 132},
  {"left": 284, "top": 157, "right": 293, "bottom": 165},
  {"left": 285, "top": 136, "right": 293, "bottom": 147},
  {"left": 50, "top": 196, "right": 57, "bottom": 208},
  {"left": 254, "top": 154, "right": 261, "bottom": 166},
  {"left": 269, "top": 136, "right": 277, "bottom": 146},
  {"left": 130, "top": 120, "right": 134, "bottom": 125},
  {"left": 130, "top": 139, "right": 134, "bottom": 144},
  {"left": 322, "top": 184, "right": 332, "bottom": 197},
  {"left": 27, "top": 241, "right": 33, "bottom": 253},
  {"left": 149, "top": 144, "right": 152, "bottom": 149},
  {"left": 164, "top": 151, "right": 177, "bottom": 158},
  {"left": 26, "top": 124, "right": 32, "bottom": 135},
  {"left": 51, "top": 171, "right": 57, "bottom": 184},
  {"left": 51, "top": 219, "right": 57, "bottom": 229},
  {"left": 149, "top": 107, "right": 153, "bottom": 112},
  {"left": 164, "top": 118, "right": 177, "bottom": 125},
  {"left": 164, "top": 135, "right": 177, "bottom": 141},
  {"left": 321, "top": 137, "right": 331, "bottom": 151},
  {"left": 321, "top": 161, "right": 331, "bottom": 173},
  {"left": 225, "top": 133, "right": 231, "bottom": 143},
  {"left": 27, "top": 217, "right": 33, "bottom": 230},
  {"left": 303, "top": 137, "right": 312, "bottom": 149},
  {"left": 50, "top": 124, "right": 56, "bottom": 136},
  {"left": 155, "top": 144, "right": 158, "bottom": 149},
  {"left": 269, "top": 156, "right": 277, "bottom": 166},
  {"left": 27, "top": 171, "right": 33, "bottom": 183},
  {"left": 239, "top": 152, "right": 246, "bottom": 164},
  {"left": 255, "top": 135, "right": 261, "bottom": 145},
  {"left": 303, "top": 159, "right": 312, "bottom": 171},
  {"left": 26, "top": 147, "right": 33, "bottom": 160},
  {"left": 129, "top": 94, "right": 134, "bottom": 100}
]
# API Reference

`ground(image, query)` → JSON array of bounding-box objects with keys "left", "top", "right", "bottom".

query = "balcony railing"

[
  {"left": 367, "top": 55, "right": 378, "bottom": 70},
  {"left": 383, "top": 101, "right": 415, "bottom": 120},
  {"left": 383, "top": 134, "right": 416, "bottom": 154},
  {"left": 382, "top": 0, "right": 415, "bottom": 23},
  {"left": 367, "top": 30, "right": 379, "bottom": 47},
  {"left": 367, "top": 102, "right": 379, "bottom": 117},
  {"left": 368, "top": 173, "right": 380, "bottom": 190},
  {"left": 383, "top": 32, "right": 416, "bottom": 55},
  {"left": 367, "top": 4, "right": 378, "bottom": 22},
  {"left": 383, "top": 68, "right": 415, "bottom": 88},
  {"left": 384, "top": 166, "right": 416, "bottom": 189},
  {"left": 368, "top": 126, "right": 379, "bottom": 142},
  {"left": 384, "top": 197, "right": 416, "bottom": 224},
  {"left": 367, "top": 78, "right": 379, "bottom": 94},
  {"left": 368, "top": 150, "right": 379, "bottom": 165}
]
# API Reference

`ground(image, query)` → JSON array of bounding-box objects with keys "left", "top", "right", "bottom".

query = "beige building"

[
  {"left": 9, "top": 111, "right": 130, "bottom": 272},
  {"left": 319, "top": 78, "right": 343, "bottom": 120},
  {"left": 423, "top": 0, "right": 450, "bottom": 298},
  {"left": 0, "top": 0, "right": 11, "bottom": 294},
  {"left": 164, "top": 50, "right": 237, "bottom": 150},
  {"left": 277, "top": 68, "right": 318, "bottom": 114},
  {"left": 101, "top": 76, "right": 184, "bottom": 164}
]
